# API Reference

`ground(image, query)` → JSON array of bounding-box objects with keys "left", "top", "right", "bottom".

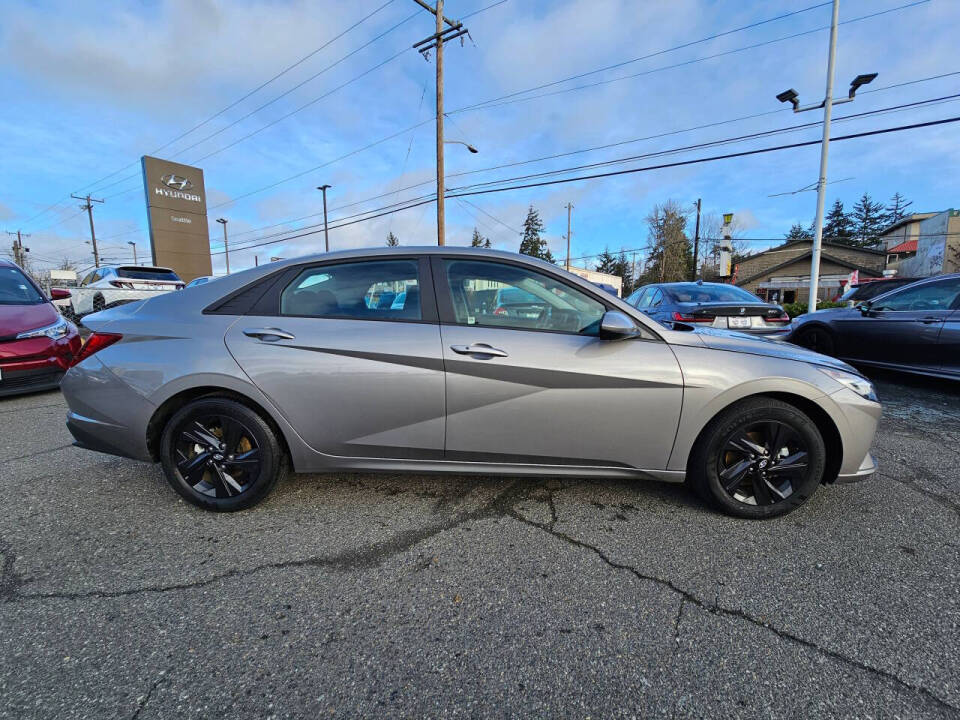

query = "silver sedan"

[{"left": 61, "top": 247, "right": 880, "bottom": 518}]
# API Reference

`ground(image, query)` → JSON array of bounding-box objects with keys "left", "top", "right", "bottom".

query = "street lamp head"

[
  {"left": 127, "top": 241, "right": 135, "bottom": 246},
  {"left": 317, "top": 184, "right": 332, "bottom": 191},
  {"left": 776, "top": 88, "right": 800, "bottom": 111},
  {"left": 848, "top": 72, "right": 878, "bottom": 98},
  {"left": 216, "top": 217, "right": 227, "bottom": 225},
  {"left": 465, "top": 144, "right": 479, "bottom": 154}
]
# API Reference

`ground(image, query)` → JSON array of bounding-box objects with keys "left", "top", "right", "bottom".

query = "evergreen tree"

[
  {"left": 470, "top": 228, "right": 491, "bottom": 248},
  {"left": 386, "top": 231, "right": 399, "bottom": 247},
  {"left": 883, "top": 192, "right": 913, "bottom": 227},
  {"left": 612, "top": 250, "right": 635, "bottom": 296},
  {"left": 518, "top": 206, "right": 555, "bottom": 263},
  {"left": 641, "top": 201, "right": 691, "bottom": 283},
  {"left": 850, "top": 192, "right": 886, "bottom": 247},
  {"left": 594, "top": 247, "right": 618, "bottom": 273},
  {"left": 785, "top": 223, "right": 813, "bottom": 240},
  {"left": 822, "top": 199, "right": 853, "bottom": 243}
]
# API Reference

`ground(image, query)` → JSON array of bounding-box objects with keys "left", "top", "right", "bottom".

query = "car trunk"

[{"left": 677, "top": 302, "right": 789, "bottom": 332}]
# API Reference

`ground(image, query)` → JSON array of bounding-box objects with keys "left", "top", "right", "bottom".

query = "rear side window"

[
  {"left": 116, "top": 267, "right": 181, "bottom": 282},
  {"left": 280, "top": 260, "right": 421, "bottom": 320}
]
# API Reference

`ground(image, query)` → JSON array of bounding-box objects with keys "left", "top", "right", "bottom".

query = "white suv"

[{"left": 75, "top": 265, "right": 184, "bottom": 314}]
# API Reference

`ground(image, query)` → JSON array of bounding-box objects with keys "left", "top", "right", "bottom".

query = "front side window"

[
  {"left": 872, "top": 278, "right": 960, "bottom": 312},
  {"left": 444, "top": 259, "right": 605, "bottom": 335},
  {"left": 280, "top": 260, "right": 421, "bottom": 320},
  {"left": 0, "top": 266, "right": 44, "bottom": 305},
  {"left": 649, "top": 289, "right": 664, "bottom": 307}
]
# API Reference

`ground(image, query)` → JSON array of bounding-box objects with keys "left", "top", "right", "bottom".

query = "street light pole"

[
  {"left": 565, "top": 203, "right": 574, "bottom": 271},
  {"left": 691, "top": 198, "right": 701, "bottom": 281},
  {"left": 317, "top": 185, "right": 331, "bottom": 252},
  {"left": 776, "top": 0, "right": 876, "bottom": 311},
  {"left": 71, "top": 194, "right": 104, "bottom": 268},
  {"left": 216, "top": 218, "right": 230, "bottom": 274},
  {"left": 127, "top": 241, "right": 138, "bottom": 265}
]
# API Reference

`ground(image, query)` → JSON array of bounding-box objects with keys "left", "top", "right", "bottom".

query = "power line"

[
  {"left": 22, "top": 0, "right": 400, "bottom": 228},
  {"left": 211, "top": 91, "right": 958, "bottom": 251},
  {"left": 211, "top": 115, "right": 960, "bottom": 256},
  {"left": 452, "top": 0, "right": 930, "bottom": 116}
]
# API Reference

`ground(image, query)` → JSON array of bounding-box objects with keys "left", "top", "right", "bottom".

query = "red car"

[{"left": 0, "top": 259, "right": 82, "bottom": 397}]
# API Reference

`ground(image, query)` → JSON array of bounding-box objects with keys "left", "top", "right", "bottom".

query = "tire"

[
  {"left": 794, "top": 326, "right": 835, "bottom": 356},
  {"left": 687, "top": 398, "right": 826, "bottom": 519},
  {"left": 159, "top": 397, "right": 288, "bottom": 511},
  {"left": 92, "top": 294, "right": 105, "bottom": 313}
]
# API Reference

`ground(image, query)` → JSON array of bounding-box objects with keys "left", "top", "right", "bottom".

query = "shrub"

[{"left": 783, "top": 301, "right": 846, "bottom": 318}]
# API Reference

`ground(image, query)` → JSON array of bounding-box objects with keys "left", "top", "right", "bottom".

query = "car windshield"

[
  {"left": 666, "top": 284, "right": 760, "bottom": 303},
  {"left": 0, "top": 266, "right": 45, "bottom": 305},
  {"left": 116, "top": 267, "right": 181, "bottom": 282},
  {"left": 496, "top": 287, "right": 540, "bottom": 305}
]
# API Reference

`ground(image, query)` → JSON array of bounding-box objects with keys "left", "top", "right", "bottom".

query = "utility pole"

[
  {"left": 6, "top": 230, "right": 30, "bottom": 267},
  {"left": 412, "top": 0, "right": 469, "bottom": 246},
  {"left": 317, "top": 185, "right": 332, "bottom": 252},
  {"left": 565, "top": 202, "right": 574, "bottom": 270},
  {"left": 71, "top": 194, "right": 104, "bottom": 268},
  {"left": 216, "top": 218, "right": 230, "bottom": 274},
  {"left": 691, "top": 198, "right": 701, "bottom": 281},
  {"left": 775, "top": 0, "right": 876, "bottom": 310},
  {"left": 127, "top": 241, "right": 138, "bottom": 265}
]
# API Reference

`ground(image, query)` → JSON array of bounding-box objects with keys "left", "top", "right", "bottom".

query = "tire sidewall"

[
  {"left": 699, "top": 400, "right": 826, "bottom": 519},
  {"left": 160, "top": 398, "right": 281, "bottom": 511}
]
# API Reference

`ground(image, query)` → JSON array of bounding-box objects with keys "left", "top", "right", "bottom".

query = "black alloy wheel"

[
  {"left": 688, "top": 398, "right": 826, "bottom": 519},
  {"left": 160, "top": 397, "right": 287, "bottom": 511},
  {"left": 173, "top": 414, "right": 262, "bottom": 499},
  {"left": 716, "top": 421, "right": 808, "bottom": 506}
]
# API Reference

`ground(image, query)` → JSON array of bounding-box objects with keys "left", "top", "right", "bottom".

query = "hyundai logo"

[{"left": 161, "top": 174, "right": 193, "bottom": 191}]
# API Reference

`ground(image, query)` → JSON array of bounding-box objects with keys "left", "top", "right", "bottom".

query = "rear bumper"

[
  {"left": 66, "top": 410, "right": 145, "bottom": 460},
  {"left": 836, "top": 451, "right": 877, "bottom": 483}
]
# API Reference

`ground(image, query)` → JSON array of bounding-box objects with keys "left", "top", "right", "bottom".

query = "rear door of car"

[
  {"left": 432, "top": 257, "right": 683, "bottom": 470},
  {"left": 223, "top": 256, "right": 446, "bottom": 460},
  {"left": 838, "top": 277, "right": 960, "bottom": 371}
]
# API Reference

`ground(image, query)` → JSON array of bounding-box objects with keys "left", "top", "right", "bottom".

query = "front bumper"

[
  {"left": 836, "top": 451, "right": 877, "bottom": 483},
  {"left": 0, "top": 366, "right": 64, "bottom": 397}
]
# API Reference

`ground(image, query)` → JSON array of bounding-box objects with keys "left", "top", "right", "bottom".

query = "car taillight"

[
  {"left": 672, "top": 312, "right": 713, "bottom": 323},
  {"left": 768, "top": 312, "right": 791, "bottom": 323},
  {"left": 493, "top": 306, "right": 507, "bottom": 316},
  {"left": 70, "top": 332, "right": 122, "bottom": 367}
]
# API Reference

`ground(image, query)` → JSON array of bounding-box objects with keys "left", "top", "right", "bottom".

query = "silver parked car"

[{"left": 61, "top": 248, "right": 880, "bottom": 518}]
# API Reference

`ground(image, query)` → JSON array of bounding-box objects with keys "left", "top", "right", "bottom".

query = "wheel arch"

[
  {"left": 684, "top": 391, "right": 843, "bottom": 485},
  {"left": 146, "top": 385, "right": 291, "bottom": 463}
]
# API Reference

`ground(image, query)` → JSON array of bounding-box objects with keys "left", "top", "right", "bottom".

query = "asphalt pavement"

[{"left": 0, "top": 372, "right": 958, "bottom": 718}]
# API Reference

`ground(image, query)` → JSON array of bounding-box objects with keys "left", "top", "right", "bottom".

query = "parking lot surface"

[{"left": 1, "top": 372, "right": 958, "bottom": 719}]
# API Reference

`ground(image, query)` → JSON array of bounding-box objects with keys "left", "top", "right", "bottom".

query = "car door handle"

[
  {"left": 450, "top": 343, "right": 509, "bottom": 358},
  {"left": 243, "top": 327, "right": 296, "bottom": 341},
  {"left": 916, "top": 317, "right": 941, "bottom": 324}
]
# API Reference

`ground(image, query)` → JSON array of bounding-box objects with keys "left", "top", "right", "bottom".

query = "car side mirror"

[
  {"left": 599, "top": 310, "right": 640, "bottom": 340},
  {"left": 50, "top": 288, "right": 71, "bottom": 300},
  {"left": 858, "top": 301, "right": 872, "bottom": 315}
]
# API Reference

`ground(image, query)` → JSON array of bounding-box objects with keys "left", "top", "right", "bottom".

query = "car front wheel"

[
  {"left": 688, "top": 398, "right": 826, "bottom": 519},
  {"left": 794, "top": 326, "right": 835, "bottom": 356},
  {"left": 159, "top": 397, "right": 287, "bottom": 511}
]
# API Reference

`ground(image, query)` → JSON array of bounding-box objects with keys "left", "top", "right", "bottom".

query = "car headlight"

[
  {"left": 817, "top": 367, "right": 878, "bottom": 402},
  {"left": 16, "top": 316, "right": 72, "bottom": 340}
]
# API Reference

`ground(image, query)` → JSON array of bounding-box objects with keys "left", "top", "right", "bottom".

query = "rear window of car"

[
  {"left": 666, "top": 284, "right": 760, "bottom": 303},
  {"left": 116, "top": 267, "right": 182, "bottom": 282},
  {"left": 0, "top": 266, "right": 44, "bottom": 305},
  {"left": 843, "top": 279, "right": 915, "bottom": 301}
]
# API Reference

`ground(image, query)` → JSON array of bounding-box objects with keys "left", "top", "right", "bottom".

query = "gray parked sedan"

[{"left": 61, "top": 247, "right": 880, "bottom": 518}]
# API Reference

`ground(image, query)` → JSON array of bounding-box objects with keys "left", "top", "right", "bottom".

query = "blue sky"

[{"left": 1, "top": 0, "right": 958, "bottom": 275}]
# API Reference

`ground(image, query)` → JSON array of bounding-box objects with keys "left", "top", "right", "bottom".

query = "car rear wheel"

[
  {"left": 160, "top": 397, "right": 287, "bottom": 511},
  {"left": 688, "top": 398, "right": 826, "bottom": 519},
  {"left": 794, "top": 326, "right": 835, "bottom": 356}
]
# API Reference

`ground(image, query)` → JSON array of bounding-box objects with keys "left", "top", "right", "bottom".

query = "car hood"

[
  {"left": 689, "top": 327, "right": 858, "bottom": 373},
  {"left": 0, "top": 301, "right": 58, "bottom": 337}
]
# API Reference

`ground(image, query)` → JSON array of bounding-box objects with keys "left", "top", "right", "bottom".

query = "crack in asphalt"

[
  {"left": 0, "top": 443, "right": 75, "bottom": 465},
  {"left": 131, "top": 670, "right": 168, "bottom": 720},
  {"left": 11, "top": 482, "right": 520, "bottom": 603},
  {"left": 3, "top": 476, "right": 957, "bottom": 715},
  {"left": 505, "top": 497, "right": 960, "bottom": 716}
]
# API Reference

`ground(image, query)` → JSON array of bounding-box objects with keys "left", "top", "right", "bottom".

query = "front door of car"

[
  {"left": 433, "top": 258, "right": 684, "bottom": 470},
  {"left": 939, "top": 309, "right": 960, "bottom": 377},
  {"left": 224, "top": 257, "right": 446, "bottom": 459},
  {"left": 837, "top": 277, "right": 960, "bottom": 371}
]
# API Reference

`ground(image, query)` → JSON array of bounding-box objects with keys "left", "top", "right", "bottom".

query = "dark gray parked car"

[
  {"left": 624, "top": 282, "right": 791, "bottom": 338},
  {"left": 61, "top": 248, "right": 880, "bottom": 518},
  {"left": 788, "top": 273, "right": 960, "bottom": 380}
]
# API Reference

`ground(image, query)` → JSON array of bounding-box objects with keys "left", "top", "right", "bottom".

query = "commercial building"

[
  {"left": 877, "top": 209, "right": 960, "bottom": 276},
  {"left": 733, "top": 239, "right": 885, "bottom": 304}
]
